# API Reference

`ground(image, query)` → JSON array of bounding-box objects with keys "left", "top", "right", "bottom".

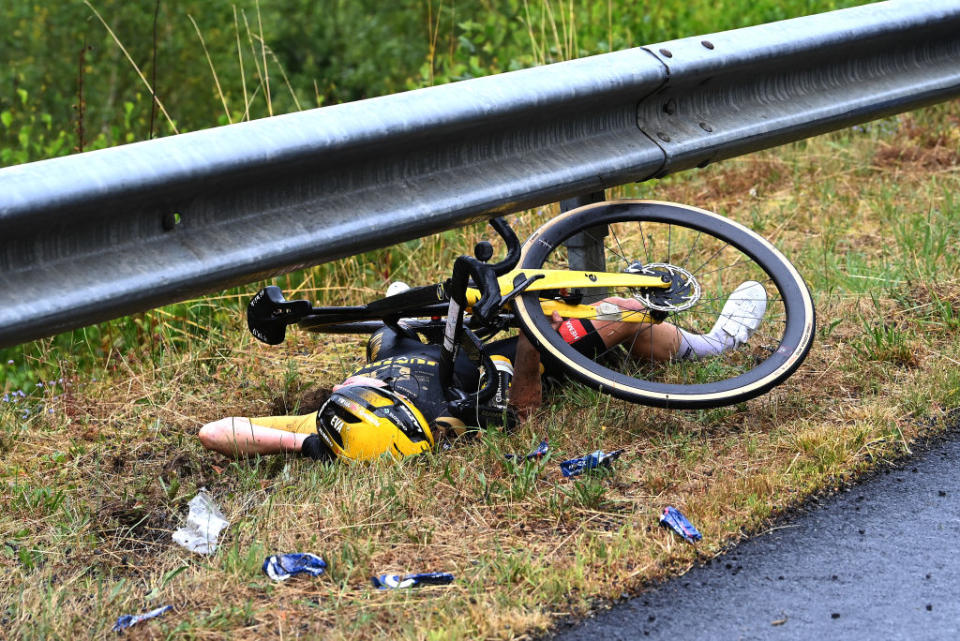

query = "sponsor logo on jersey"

[
  {"left": 361, "top": 356, "right": 439, "bottom": 368},
  {"left": 559, "top": 319, "right": 587, "bottom": 344}
]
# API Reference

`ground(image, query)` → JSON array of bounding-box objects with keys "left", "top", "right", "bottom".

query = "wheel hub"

[{"left": 624, "top": 261, "right": 701, "bottom": 312}]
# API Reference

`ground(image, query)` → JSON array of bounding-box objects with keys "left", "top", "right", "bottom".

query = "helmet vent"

[
  {"left": 317, "top": 402, "right": 355, "bottom": 448},
  {"left": 330, "top": 403, "right": 362, "bottom": 423}
]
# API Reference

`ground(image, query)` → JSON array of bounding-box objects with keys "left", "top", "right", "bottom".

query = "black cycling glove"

[{"left": 301, "top": 434, "right": 334, "bottom": 462}]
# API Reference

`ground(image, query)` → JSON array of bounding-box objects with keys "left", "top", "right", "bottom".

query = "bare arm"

[
  {"left": 509, "top": 311, "right": 563, "bottom": 421},
  {"left": 198, "top": 417, "right": 309, "bottom": 457},
  {"left": 588, "top": 296, "right": 681, "bottom": 362},
  {"left": 508, "top": 330, "right": 545, "bottom": 421}
]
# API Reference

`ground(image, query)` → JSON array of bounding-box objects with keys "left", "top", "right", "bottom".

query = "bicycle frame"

[
  {"left": 468, "top": 268, "right": 668, "bottom": 324},
  {"left": 289, "top": 269, "right": 668, "bottom": 330},
  {"left": 247, "top": 216, "right": 671, "bottom": 409},
  {"left": 249, "top": 200, "right": 816, "bottom": 411}
]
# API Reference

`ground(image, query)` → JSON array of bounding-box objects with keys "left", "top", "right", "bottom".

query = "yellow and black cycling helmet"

[{"left": 311, "top": 385, "right": 434, "bottom": 461}]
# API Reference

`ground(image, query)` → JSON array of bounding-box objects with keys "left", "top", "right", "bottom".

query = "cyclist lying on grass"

[{"left": 198, "top": 282, "right": 767, "bottom": 461}]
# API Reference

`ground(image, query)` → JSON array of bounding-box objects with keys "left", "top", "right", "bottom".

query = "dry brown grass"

[{"left": 2, "top": 101, "right": 960, "bottom": 639}]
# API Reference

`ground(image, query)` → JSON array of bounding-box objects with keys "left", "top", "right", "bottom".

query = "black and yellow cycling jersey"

[
  {"left": 357, "top": 325, "right": 517, "bottom": 433},
  {"left": 238, "top": 412, "right": 320, "bottom": 434},
  {"left": 356, "top": 321, "right": 604, "bottom": 431},
  {"left": 245, "top": 319, "right": 605, "bottom": 444}
]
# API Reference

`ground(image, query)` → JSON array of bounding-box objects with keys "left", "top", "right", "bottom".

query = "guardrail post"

[{"left": 562, "top": 191, "right": 607, "bottom": 298}]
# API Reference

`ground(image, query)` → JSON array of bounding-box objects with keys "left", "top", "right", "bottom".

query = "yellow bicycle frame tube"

[{"left": 464, "top": 269, "right": 668, "bottom": 324}]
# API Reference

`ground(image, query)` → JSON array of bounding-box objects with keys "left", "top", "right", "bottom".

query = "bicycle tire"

[{"left": 513, "top": 200, "right": 815, "bottom": 408}]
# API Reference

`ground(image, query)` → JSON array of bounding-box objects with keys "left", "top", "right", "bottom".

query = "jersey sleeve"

[{"left": 247, "top": 412, "right": 318, "bottom": 435}]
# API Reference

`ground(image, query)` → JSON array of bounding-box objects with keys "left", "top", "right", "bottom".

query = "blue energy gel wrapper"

[
  {"left": 113, "top": 605, "right": 173, "bottom": 632},
  {"left": 262, "top": 553, "right": 327, "bottom": 581},
  {"left": 505, "top": 439, "right": 549, "bottom": 461},
  {"left": 371, "top": 571, "right": 455, "bottom": 590},
  {"left": 659, "top": 506, "right": 702, "bottom": 543},
  {"left": 560, "top": 449, "right": 623, "bottom": 477}
]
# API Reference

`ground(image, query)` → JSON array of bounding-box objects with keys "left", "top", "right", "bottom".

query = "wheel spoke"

[{"left": 519, "top": 202, "right": 813, "bottom": 407}]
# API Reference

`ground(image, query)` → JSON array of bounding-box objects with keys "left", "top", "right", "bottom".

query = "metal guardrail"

[{"left": 2, "top": 0, "right": 959, "bottom": 348}]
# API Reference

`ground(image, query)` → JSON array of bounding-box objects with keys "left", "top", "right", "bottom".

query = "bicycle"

[{"left": 247, "top": 200, "right": 815, "bottom": 412}]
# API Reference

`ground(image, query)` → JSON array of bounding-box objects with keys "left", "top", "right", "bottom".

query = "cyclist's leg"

[
  {"left": 583, "top": 284, "right": 767, "bottom": 362},
  {"left": 556, "top": 300, "right": 681, "bottom": 363},
  {"left": 510, "top": 311, "right": 680, "bottom": 417},
  {"left": 514, "top": 201, "right": 814, "bottom": 408}
]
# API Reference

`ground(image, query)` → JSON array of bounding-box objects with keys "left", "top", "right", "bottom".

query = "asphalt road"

[{"left": 550, "top": 427, "right": 960, "bottom": 641}]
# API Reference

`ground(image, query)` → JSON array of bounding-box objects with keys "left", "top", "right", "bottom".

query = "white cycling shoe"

[{"left": 709, "top": 280, "right": 767, "bottom": 348}]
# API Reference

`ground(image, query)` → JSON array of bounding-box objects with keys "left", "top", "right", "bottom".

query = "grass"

[{"left": 2, "top": 88, "right": 960, "bottom": 641}]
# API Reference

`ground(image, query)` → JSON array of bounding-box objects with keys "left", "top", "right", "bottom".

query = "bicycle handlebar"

[
  {"left": 487, "top": 217, "right": 521, "bottom": 276},
  {"left": 449, "top": 255, "right": 500, "bottom": 324},
  {"left": 447, "top": 217, "right": 521, "bottom": 325}
]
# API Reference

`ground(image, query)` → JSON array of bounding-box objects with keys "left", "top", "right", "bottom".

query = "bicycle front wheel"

[{"left": 513, "top": 200, "right": 815, "bottom": 409}]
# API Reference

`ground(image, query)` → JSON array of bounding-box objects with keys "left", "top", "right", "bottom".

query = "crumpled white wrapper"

[{"left": 172, "top": 490, "right": 229, "bottom": 555}]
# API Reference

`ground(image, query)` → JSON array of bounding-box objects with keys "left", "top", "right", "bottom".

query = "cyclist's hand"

[{"left": 551, "top": 311, "right": 563, "bottom": 330}]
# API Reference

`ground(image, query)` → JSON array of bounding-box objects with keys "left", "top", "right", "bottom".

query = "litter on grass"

[
  {"left": 172, "top": 490, "right": 229, "bottom": 555},
  {"left": 371, "top": 572, "right": 455, "bottom": 589},
  {"left": 659, "top": 506, "right": 702, "bottom": 543},
  {"left": 263, "top": 553, "right": 327, "bottom": 581},
  {"left": 505, "top": 439, "right": 549, "bottom": 461},
  {"left": 560, "top": 449, "right": 624, "bottom": 477},
  {"left": 112, "top": 605, "right": 172, "bottom": 632}
]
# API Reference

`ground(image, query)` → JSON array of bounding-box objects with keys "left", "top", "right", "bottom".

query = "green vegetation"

[
  {"left": 2, "top": 0, "right": 871, "bottom": 164},
  {"left": 4, "top": 1, "right": 959, "bottom": 640}
]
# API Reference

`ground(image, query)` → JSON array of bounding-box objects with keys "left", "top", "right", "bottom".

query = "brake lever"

[{"left": 498, "top": 272, "right": 545, "bottom": 307}]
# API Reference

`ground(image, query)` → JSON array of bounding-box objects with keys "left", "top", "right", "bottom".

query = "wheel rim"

[{"left": 515, "top": 201, "right": 814, "bottom": 407}]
